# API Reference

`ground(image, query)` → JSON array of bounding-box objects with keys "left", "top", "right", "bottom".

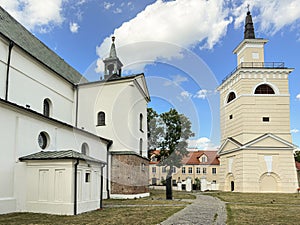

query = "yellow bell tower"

[{"left": 217, "top": 10, "right": 298, "bottom": 193}]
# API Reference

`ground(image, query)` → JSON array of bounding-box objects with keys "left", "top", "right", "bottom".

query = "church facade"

[
  {"left": 217, "top": 10, "right": 298, "bottom": 193},
  {"left": 0, "top": 6, "right": 149, "bottom": 215}
]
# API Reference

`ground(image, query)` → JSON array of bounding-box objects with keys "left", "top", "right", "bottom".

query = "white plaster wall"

[
  {"left": 0, "top": 102, "right": 108, "bottom": 214},
  {"left": 0, "top": 37, "right": 9, "bottom": 98},
  {"left": 77, "top": 78, "right": 148, "bottom": 157},
  {"left": 6, "top": 45, "right": 76, "bottom": 124}
]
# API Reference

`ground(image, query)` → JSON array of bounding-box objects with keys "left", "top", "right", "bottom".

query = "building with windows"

[
  {"left": 0, "top": 6, "right": 149, "bottom": 215},
  {"left": 149, "top": 150, "right": 219, "bottom": 191},
  {"left": 217, "top": 10, "right": 298, "bottom": 192}
]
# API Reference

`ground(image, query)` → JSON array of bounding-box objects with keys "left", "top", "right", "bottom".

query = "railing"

[{"left": 222, "top": 62, "right": 286, "bottom": 84}]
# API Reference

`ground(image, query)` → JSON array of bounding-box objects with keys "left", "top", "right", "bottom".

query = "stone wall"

[{"left": 111, "top": 153, "right": 149, "bottom": 194}]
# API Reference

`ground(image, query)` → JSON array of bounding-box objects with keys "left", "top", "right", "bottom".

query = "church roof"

[
  {"left": 0, "top": 6, "right": 86, "bottom": 84},
  {"left": 19, "top": 150, "right": 106, "bottom": 164}
]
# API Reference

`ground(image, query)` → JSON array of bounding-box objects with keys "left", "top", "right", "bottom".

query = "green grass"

[
  {"left": 207, "top": 192, "right": 300, "bottom": 225},
  {"left": 0, "top": 190, "right": 193, "bottom": 225}
]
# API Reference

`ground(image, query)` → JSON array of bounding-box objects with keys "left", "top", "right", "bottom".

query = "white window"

[
  {"left": 43, "top": 98, "right": 52, "bottom": 117},
  {"left": 196, "top": 167, "right": 201, "bottom": 174},
  {"left": 152, "top": 167, "right": 156, "bottom": 173},
  {"left": 188, "top": 167, "right": 193, "bottom": 174},
  {"left": 81, "top": 143, "right": 89, "bottom": 155},
  {"left": 182, "top": 167, "right": 186, "bottom": 174},
  {"left": 212, "top": 168, "right": 217, "bottom": 174},
  {"left": 203, "top": 168, "right": 207, "bottom": 174},
  {"left": 201, "top": 155, "right": 207, "bottom": 163}
]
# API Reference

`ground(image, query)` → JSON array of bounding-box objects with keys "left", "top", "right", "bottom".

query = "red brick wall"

[{"left": 111, "top": 154, "right": 149, "bottom": 195}]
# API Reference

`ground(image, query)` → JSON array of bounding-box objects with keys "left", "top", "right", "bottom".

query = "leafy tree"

[
  {"left": 147, "top": 108, "right": 163, "bottom": 152},
  {"left": 294, "top": 150, "right": 300, "bottom": 162},
  {"left": 147, "top": 108, "right": 194, "bottom": 199}
]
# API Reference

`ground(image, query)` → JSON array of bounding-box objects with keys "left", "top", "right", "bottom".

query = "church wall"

[
  {"left": 3, "top": 43, "right": 76, "bottom": 125},
  {"left": 0, "top": 37, "right": 9, "bottom": 98},
  {"left": 0, "top": 101, "right": 108, "bottom": 214},
  {"left": 78, "top": 79, "right": 148, "bottom": 157}
]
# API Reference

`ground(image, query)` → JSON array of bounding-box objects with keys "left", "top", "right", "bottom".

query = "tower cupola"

[{"left": 103, "top": 36, "right": 123, "bottom": 80}]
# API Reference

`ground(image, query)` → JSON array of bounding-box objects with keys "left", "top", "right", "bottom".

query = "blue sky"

[{"left": 1, "top": 0, "right": 300, "bottom": 149}]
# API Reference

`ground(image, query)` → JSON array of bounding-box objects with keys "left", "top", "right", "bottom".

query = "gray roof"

[
  {"left": 0, "top": 6, "right": 87, "bottom": 84},
  {"left": 19, "top": 150, "right": 106, "bottom": 164}
]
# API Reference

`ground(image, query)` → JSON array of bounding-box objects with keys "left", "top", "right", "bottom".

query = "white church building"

[{"left": 0, "top": 6, "right": 150, "bottom": 215}]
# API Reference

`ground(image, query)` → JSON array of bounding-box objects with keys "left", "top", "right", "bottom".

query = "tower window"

[
  {"left": 229, "top": 114, "right": 233, "bottom": 120},
  {"left": 139, "top": 113, "right": 143, "bottom": 132},
  {"left": 81, "top": 143, "right": 89, "bottom": 155},
  {"left": 139, "top": 138, "right": 143, "bottom": 155},
  {"left": 262, "top": 117, "right": 270, "bottom": 122},
  {"left": 255, "top": 84, "right": 275, "bottom": 94},
  {"left": 227, "top": 92, "right": 236, "bottom": 103},
  {"left": 97, "top": 111, "right": 105, "bottom": 126}
]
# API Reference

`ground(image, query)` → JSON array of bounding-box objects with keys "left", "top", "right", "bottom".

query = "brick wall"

[{"left": 111, "top": 154, "right": 149, "bottom": 194}]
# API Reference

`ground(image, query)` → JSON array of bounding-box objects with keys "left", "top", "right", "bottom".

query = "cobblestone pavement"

[{"left": 160, "top": 193, "right": 227, "bottom": 225}]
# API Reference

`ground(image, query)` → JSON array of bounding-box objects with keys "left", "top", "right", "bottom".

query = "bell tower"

[
  {"left": 103, "top": 36, "right": 123, "bottom": 79},
  {"left": 217, "top": 9, "right": 298, "bottom": 193}
]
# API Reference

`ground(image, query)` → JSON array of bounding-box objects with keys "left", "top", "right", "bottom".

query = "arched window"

[
  {"left": 254, "top": 84, "right": 275, "bottom": 94},
  {"left": 81, "top": 143, "right": 89, "bottom": 155},
  {"left": 97, "top": 111, "right": 105, "bottom": 126},
  {"left": 139, "top": 138, "right": 143, "bottom": 155},
  {"left": 227, "top": 92, "right": 236, "bottom": 103},
  {"left": 139, "top": 113, "right": 143, "bottom": 131},
  {"left": 43, "top": 98, "right": 52, "bottom": 117}
]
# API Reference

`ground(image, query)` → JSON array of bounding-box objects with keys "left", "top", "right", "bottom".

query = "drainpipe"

[
  {"left": 74, "top": 159, "right": 79, "bottom": 215},
  {"left": 106, "top": 140, "right": 113, "bottom": 199},
  {"left": 100, "top": 165, "right": 104, "bottom": 209},
  {"left": 5, "top": 40, "right": 14, "bottom": 101}
]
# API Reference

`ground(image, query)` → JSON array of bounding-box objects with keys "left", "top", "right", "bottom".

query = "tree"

[
  {"left": 147, "top": 108, "right": 194, "bottom": 199},
  {"left": 294, "top": 150, "right": 300, "bottom": 162}
]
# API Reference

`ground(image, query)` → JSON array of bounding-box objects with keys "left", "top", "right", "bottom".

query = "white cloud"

[
  {"left": 297, "top": 94, "right": 300, "bottom": 100},
  {"left": 69, "top": 22, "right": 79, "bottom": 33},
  {"left": 164, "top": 74, "right": 188, "bottom": 86},
  {"left": 194, "top": 89, "right": 208, "bottom": 99},
  {"left": 188, "top": 137, "right": 219, "bottom": 150},
  {"left": 103, "top": 2, "right": 115, "bottom": 10},
  {"left": 180, "top": 91, "right": 192, "bottom": 99},
  {"left": 96, "top": 0, "right": 232, "bottom": 73},
  {"left": 0, "top": 0, "right": 64, "bottom": 32},
  {"left": 232, "top": 0, "right": 300, "bottom": 35},
  {"left": 291, "top": 129, "right": 299, "bottom": 133},
  {"left": 113, "top": 8, "right": 122, "bottom": 14}
]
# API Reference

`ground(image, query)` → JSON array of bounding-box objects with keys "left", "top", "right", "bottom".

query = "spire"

[
  {"left": 109, "top": 36, "right": 117, "bottom": 58},
  {"left": 103, "top": 36, "right": 123, "bottom": 79},
  {"left": 244, "top": 7, "right": 255, "bottom": 39}
]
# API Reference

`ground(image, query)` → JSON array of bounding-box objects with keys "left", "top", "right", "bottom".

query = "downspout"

[
  {"left": 106, "top": 140, "right": 113, "bottom": 199},
  {"left": 100, "top": 165, "right": 104, "bottom": 209},
  {"left": 5, "top": 40, "right": 14, "bottom": 101},
  {"left": 74, "top": 159, "right": 79, "bottom": 215},
  {"left": 75, "top": 85, "right": 79, "bottom": 127}
]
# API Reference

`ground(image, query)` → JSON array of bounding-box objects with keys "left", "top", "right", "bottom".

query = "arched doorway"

[{"left": 225, "top": 173, "right": 235, "bottom": 192}]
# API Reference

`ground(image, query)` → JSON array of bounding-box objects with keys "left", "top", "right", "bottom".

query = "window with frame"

[
  {"left": 139, "top": 113, "right": 143, "bottom": 132},
  {"left": 188, "top": 167, "right": 193, "bottom": 174},
  {"left": 97, "top": 111, "right": 105, "bottom": 126},
  {"left": 227, "top": 92, "right": 236, "bottom": 103},
  {"left": 196, "top": 167, "right": 201, "bottom": 174},
  {"left": 201, "top": 155, "right": 207, "bottom": 163},
  {"left": 254, "top": 84, "right": 275, "bottom": 94},
  {"left": 43, "top": 98, "right": 51, "bottom": 117},
  {"left": 81, "top": 143, "right": 89, "bottom": 155},
  {"left": 152, "top": 167, "right": 156, "bottom": 173},
  {"left": 182, "top": 167, "right": 186, "bottom": 174},
  {"left": 85, "top": 172, "right": 91, "bottom": 182},
  {"left": 212, "top": 168, "right": 217, "bottom": 174},
  {"left": 203, "top": 168, "right": 207, "bottom": 174},
  {"left": 38, "top": 132, "right": 49, "bottom": 149}
]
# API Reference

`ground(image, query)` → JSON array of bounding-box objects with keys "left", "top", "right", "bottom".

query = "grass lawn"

[
  {"left": 0, "top": 190, "right": 193, "bottom": 225},
  {"left": 207, "top": 192, "right": 300, "bottom": 225}
]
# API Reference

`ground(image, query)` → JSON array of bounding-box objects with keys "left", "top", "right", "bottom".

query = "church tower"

[
  {"left": 217, "top": 10, "right": 298, "bottom": 193},
  {"left": 103, "top": 36, "right": 123, "bottom": 79}
]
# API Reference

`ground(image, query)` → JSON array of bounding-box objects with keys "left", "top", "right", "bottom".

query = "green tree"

[
  {"left": 147, "top": 108, "right": 163, "bottom": 153},
  {"left": 148, "top": 108, "right": 194, "bottom": 199},
  {"left": 294, "top": 150, "right": 300, "bottom": 162}
]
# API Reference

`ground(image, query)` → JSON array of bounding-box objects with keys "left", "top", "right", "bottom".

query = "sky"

[{"left": 0, "top": 0, "right": 300, "bottom": 150}]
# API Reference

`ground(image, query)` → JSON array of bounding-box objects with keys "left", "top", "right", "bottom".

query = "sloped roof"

[
  {"left": 182, "top": 151, "right": 219, "bottom": 165},
  {"left": 19, "top": 150, "right": 106, "bottom": 164},
  {"left": 0, "top": 6, "right": 86, "bottom": 84}
]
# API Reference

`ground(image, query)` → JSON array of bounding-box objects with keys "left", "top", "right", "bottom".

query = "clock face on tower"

[{"left": 38, "top": 132, "right": 48, "bottom": 149}]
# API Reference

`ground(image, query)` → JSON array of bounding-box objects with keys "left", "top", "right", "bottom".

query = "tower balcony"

[{"left": 222, "top": 62, "right": 286, "bottom": 84}]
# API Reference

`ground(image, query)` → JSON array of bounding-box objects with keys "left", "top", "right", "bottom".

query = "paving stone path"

[{"left": 160, "top": 193, "right": 227, "bottom": 225}]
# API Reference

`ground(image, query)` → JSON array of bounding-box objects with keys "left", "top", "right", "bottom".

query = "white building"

[{"left": 0, "top": 6, "right": 150, "bottom": 215}]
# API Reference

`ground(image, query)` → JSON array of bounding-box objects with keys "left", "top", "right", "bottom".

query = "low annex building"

[{"left": 0, "top": 6, "right": 150, "bottom": 215}]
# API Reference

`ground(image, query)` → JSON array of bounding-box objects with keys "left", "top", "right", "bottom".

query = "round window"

[{"left": 38, "top": 132, "right": 48, "bottom": 149}]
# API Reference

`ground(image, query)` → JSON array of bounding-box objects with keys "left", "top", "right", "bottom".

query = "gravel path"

[{"left": 160, "top": 193, "right": 227, "bottom": 225}]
